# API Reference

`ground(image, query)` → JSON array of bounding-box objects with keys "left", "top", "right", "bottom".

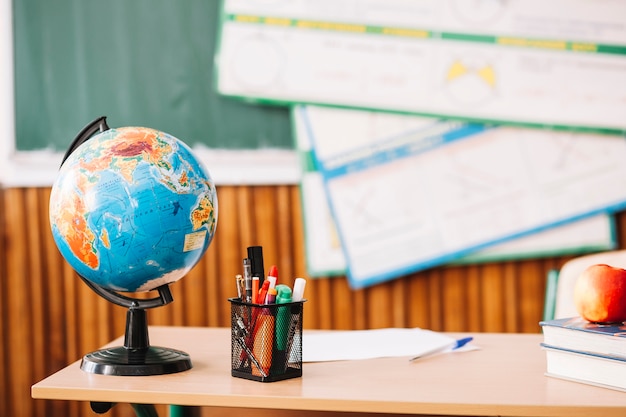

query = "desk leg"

[
  {"left": 169, "top": 405, "right": 201, "bottom": 417},
  {"left": 90, "top": 402, "right": 116, "bottom": 414},
  {"left": 90, "top": 402, "right": 160, "bottom": 417}
]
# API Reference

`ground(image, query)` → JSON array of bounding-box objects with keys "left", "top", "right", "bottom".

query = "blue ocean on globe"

[{"left": 49, "top": 126, "right": 218, "bottom": 292}]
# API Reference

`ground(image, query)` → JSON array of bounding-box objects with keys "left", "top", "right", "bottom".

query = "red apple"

[{"left": 574, "top": 263, "right": 626, "bottom": 324}]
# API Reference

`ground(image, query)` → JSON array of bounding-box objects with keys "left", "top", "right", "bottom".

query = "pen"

[
  {"left": 235, "top": 274, "right": 245, "bottom": 300},
  {"left": 234, "top": 315, "right": 268, "bottom": 377},
  {"left": 409, "top": 337, "right": 473, "bottom": 362},
  {"left": 247, "top": 246, "right": 265, "bottom": 287},
  {"left": 243, "top": 258, "right": 252, "bottom": 303}
]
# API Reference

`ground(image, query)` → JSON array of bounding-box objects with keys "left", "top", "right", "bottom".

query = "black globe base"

[
  {"left": 81, "top": 346, "right": 192, "bottom": 376},
  {"left": 77, "top": 283, "right": 193, "bottom": 376}
]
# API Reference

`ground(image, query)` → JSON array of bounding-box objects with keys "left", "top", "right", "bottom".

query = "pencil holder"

[{"left": 229, "top": 297, "right": 305, "bottom": 382}]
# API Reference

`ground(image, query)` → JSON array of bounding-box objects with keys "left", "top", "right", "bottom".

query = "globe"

[{"left": 49, "top": 124, "right": 218, "bottom": 293}]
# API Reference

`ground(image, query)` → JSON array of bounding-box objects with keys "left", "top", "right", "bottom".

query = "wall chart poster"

[
  {"left": 217, "top": 0, "right": 626, "bottom": 133},
  {"left": 293, "top": 107, "right": 616, "bottom": 278},
  {"left": 298, "top": 105, "right": 626, "bottom": 288}
]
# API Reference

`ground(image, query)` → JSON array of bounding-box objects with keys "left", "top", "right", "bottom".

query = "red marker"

[
  {"left": 266, "top": 265, "right": 278, "bottom": 293},
  {"left": 258, "top": 279, "right": 270, "bottom": 305},
  {"left": 268, "top": 265, "right": 278, "bottom": 282}
]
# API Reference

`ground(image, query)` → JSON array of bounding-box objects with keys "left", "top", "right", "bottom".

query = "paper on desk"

[{"left": 302, "top": 328, "right": 456, "bottom": 362}]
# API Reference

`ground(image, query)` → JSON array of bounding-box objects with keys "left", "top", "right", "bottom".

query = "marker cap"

[
  {"left": 276, "top": 285, "right": 292, "bottom": 304},
  {"left": 266, "top": 287, "right": 278, "bottom": 304},
  {"left": 292, "top": 278, "right": 306, "bottom": 302}
]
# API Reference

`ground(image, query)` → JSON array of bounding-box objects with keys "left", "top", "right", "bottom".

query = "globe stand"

[
  {"left": 59, "top": 117, "right": 192, "bottom": 376},
  {"left": 79, "top": 278, "right": 192, "bottom": 376}
]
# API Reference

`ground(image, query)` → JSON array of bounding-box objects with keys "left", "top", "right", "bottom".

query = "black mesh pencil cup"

[{"left": 229, "top": 297, "right": 305, "bottom": 382}]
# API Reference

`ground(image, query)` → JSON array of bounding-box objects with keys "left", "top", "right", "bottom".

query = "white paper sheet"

[{"left": 302, "top": 328, "right": 456, "bottom": 362}]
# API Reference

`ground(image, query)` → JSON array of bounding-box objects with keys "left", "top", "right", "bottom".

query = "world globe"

[{"left": 49, "top": 123, "right": 218, "bottom": 293}]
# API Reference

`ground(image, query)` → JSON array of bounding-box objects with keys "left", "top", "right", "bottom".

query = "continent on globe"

[{"left": 49, "top": 126, "right": 218, "bottom": 292}]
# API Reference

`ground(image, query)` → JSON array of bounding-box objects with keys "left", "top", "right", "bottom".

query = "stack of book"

[{"left": 539, "top": 317, "right": 626, "bottom": 392}]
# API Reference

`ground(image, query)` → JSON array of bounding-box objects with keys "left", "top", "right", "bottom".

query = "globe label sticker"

[{"left": 183, "top": 230, "right": 208, "bottom": 252}]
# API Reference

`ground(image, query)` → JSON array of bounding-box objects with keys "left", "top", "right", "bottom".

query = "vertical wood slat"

[
  {"left": 441, "top": 266, "right": 467, "bottom": 331},
  {"left": 407, "top": 273, "right": 431, "bottom": 329},
  {"left": 464, "top": 265, "right": 483, "bottom": 332},
  {"left": 367, "top": 284, "right": 394, "bottom": 329},
  {"left": 25, "top": 188, "right": 47, "bottom": 417},
  {"left": 2, "top": 185, "right": 624, "bottom": 417},
  {"left": 481, "top": 263, "right": 506, "bottom": 332},
  {"left": 0, "top": 187, "right": 8, "bottom": 417},
  {"left": 4, "top": 188, "right": 35, "bottom": 417},
  {"left": 213, "top": 186, "right": 243, "bottom": 325}
]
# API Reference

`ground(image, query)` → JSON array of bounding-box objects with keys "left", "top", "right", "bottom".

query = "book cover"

[
  {"left": 542, "top": 344, "right": 626, "bottom": 392},
  {"left": 539, "top": 317, "right": 626, "bottom": 358}
]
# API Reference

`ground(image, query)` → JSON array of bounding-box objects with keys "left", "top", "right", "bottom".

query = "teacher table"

[{"left": 31, "top": 327, "right": 626, "bottom": 417}]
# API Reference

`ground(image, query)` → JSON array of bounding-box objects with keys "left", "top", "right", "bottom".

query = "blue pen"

[{"left": 408, "top": 337, "right": 473, "bottom": 362}]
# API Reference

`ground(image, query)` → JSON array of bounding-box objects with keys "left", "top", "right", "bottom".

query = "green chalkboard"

[{"left": 14, "top": 0, "right": 291, "bottom": 152}]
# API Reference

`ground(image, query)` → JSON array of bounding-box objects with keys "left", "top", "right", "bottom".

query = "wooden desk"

[{"left": 32, "top": 327, "right": 626, "bottom": 417}]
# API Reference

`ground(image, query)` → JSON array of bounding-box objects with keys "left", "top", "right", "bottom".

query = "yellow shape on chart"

[
  {"left": 446, "top": 60, "right": 496, "bottom": 88},
  {"left": 477, "top": 65, "right": 496, "bottom": 87},
  {"left": 446, "top": 60, "right": 467, "bottom": 81}
]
